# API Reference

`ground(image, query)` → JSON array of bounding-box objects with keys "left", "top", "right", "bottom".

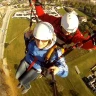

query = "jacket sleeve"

[
  {"left": 72, "top": 29, "right": 95, "bottom": 49},
  {"left": 72, "top": 29, "right": 90, "bottom": 43},
  {"left": 51, "top": 49, "right": 68, "bottom": 78},
  {"left": 35, "top": 5, "right": 60, "bottom": 25}
]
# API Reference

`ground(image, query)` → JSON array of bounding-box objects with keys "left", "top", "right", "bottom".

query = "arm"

[
  {"left": 72, "top": 29, "right": 90, "bottom": 44},
  {"left": 72, "top": 29, "right": 95, "bottom": 49},
  {"left": 56, "top": 58, "right": 68, "bottom": 78},
  {"left": 49, "top": 49, "right": 68, "bottom": 78},
  {"left": 35, "top": 4, "right": 60, "bottom": 25}
]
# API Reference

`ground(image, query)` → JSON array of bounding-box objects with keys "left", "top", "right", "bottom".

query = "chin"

[{"left": 38, "top": 46, "right": 44, "bottom": 49}]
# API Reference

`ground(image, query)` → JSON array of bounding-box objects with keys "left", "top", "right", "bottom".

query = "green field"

[{"left": 4, "top": 14, "right": 96, "bottom": 96}]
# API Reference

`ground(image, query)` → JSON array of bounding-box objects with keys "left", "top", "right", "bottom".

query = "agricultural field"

[{"left": 4, "top": 13, "right": 96, "bottom": 96}]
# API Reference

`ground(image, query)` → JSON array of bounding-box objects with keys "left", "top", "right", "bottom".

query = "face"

[
  {"left": 35, "top": 38, "right": 49, "bottom": 49},
  {"left": 61, "top": 27, "right": 71, "bottom": 35}
]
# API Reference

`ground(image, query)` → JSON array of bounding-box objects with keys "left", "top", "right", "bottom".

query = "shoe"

[
  {"left": 21, "top": 85, "right": 31, "bottom": 94},
  {"left": 17, "top": 83, "right": 22, "bottom": 89}
]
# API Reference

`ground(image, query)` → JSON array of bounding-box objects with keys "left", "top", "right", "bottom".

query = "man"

[{"left": 33, "top": 0, "right": 96, "bottom": 50}]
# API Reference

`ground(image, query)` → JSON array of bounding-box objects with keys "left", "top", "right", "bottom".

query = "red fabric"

[
  {"left": 35, "top": 6, "right": 45, "bottom": 17},
  {"left": 81, "top": 40, "right": 94, "bottom": 49},
  {"left": 72, "top": 29, "right": 90, "bottom": 43},
  {"left": 35, "top": 5, "right": 95, "bottom": 50},
  {"left": 29, "top": 0, "right": 32, "bottom": 6}
]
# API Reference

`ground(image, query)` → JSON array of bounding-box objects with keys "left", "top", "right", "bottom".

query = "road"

[
  {"left": 0, "top": 6, "right": 11, "bottom": 59},
  {"left": 0, "top": 5, "right": 30, "bottom": 59}
]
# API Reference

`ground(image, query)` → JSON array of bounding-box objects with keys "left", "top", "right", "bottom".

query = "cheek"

[
  {"left": 62, "top": 29, "right": 71, "bottom": 35},
  {"left": 65, "top": 32, "right": 71, "bottom": 35},
  {"left": 44, "top": 42, "right": 48, "bottom": 46}
]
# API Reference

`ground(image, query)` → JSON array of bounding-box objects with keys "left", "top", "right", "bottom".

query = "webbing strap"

[{"left": 27, "top": 57, "right": 38, "bottom": 71}]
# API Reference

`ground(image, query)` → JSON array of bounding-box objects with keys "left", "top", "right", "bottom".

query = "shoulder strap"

[
  {"left": 45, "top": 45, "right": 57, "bottom": 62},
  {"left": 44, "top": 44, "right": 65, "bottom": 63}
]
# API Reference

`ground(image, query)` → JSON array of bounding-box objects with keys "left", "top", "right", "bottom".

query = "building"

[
  {"left": 90, "top": 0, "right": 96, "bottom": 4},
  {"left": 78, "top": 16, "right": 87, "bottom": 23},
  {"left": 12, "top": 7, "right": 60, "bottom": 21}
]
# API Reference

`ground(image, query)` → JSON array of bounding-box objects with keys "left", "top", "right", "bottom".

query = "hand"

[
  {"left": 25, "top": 30, "right": 33, "bottom": 39},
  {"left": 48, "top": 66, "right": 59, "bottom": 75},
  {"left": 34, "top": 0, "right": 44, "bottom": 6}
]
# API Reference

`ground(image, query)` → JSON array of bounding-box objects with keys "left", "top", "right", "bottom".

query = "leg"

[
  {"left": 20, "top": 68, "right": 39, "bottom": 88},
  {"left": 20, "top": 69, "right": 40, "bottom": 94},
  {"left": 15, "top": 59, "right": 29, "bottom": 80}
]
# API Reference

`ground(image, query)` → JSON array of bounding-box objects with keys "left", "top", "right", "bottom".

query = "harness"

[
  {"left": 25, "top": 1, "right": 65, "bottom": 71},
  {"left": 27, "top": 56, "right": 38, "bottom": 71},
  {"left": 27, "top": 44, "right": 65, "bottom": 71}
]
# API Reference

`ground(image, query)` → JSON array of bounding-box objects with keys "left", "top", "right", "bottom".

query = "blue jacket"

[{"left": 25, "top": 41, "right": 68, "bottom": 77}]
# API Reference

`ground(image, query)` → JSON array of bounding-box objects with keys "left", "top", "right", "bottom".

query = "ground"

[
  {"left": 0, "top": 59, "right": 18, "bottom": 96},
  {"left": 0, "top": 6, "right": 17, "bottom": 96}
]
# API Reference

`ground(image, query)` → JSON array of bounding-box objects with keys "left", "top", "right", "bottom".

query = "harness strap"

[{"left": 27, "top": 56, "right": 38, "bottom": 71}]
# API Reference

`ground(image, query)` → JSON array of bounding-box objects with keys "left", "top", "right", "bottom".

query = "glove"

[
  {"left": 48, "top": 66, "right": 59, "bottom": 75},
  {"left": 41, "top": 67, "right": 50, "bottom": 77},
  {"left": 35, "top": 0, "right": 42, "bottom": 6}
]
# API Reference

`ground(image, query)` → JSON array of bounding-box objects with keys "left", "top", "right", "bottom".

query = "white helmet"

[
  {"left": 61, "top": 13, "right": 79, "bottom": 33},
  {"left": 33, "top": 22, "right": 54, "bottom": 40}
]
